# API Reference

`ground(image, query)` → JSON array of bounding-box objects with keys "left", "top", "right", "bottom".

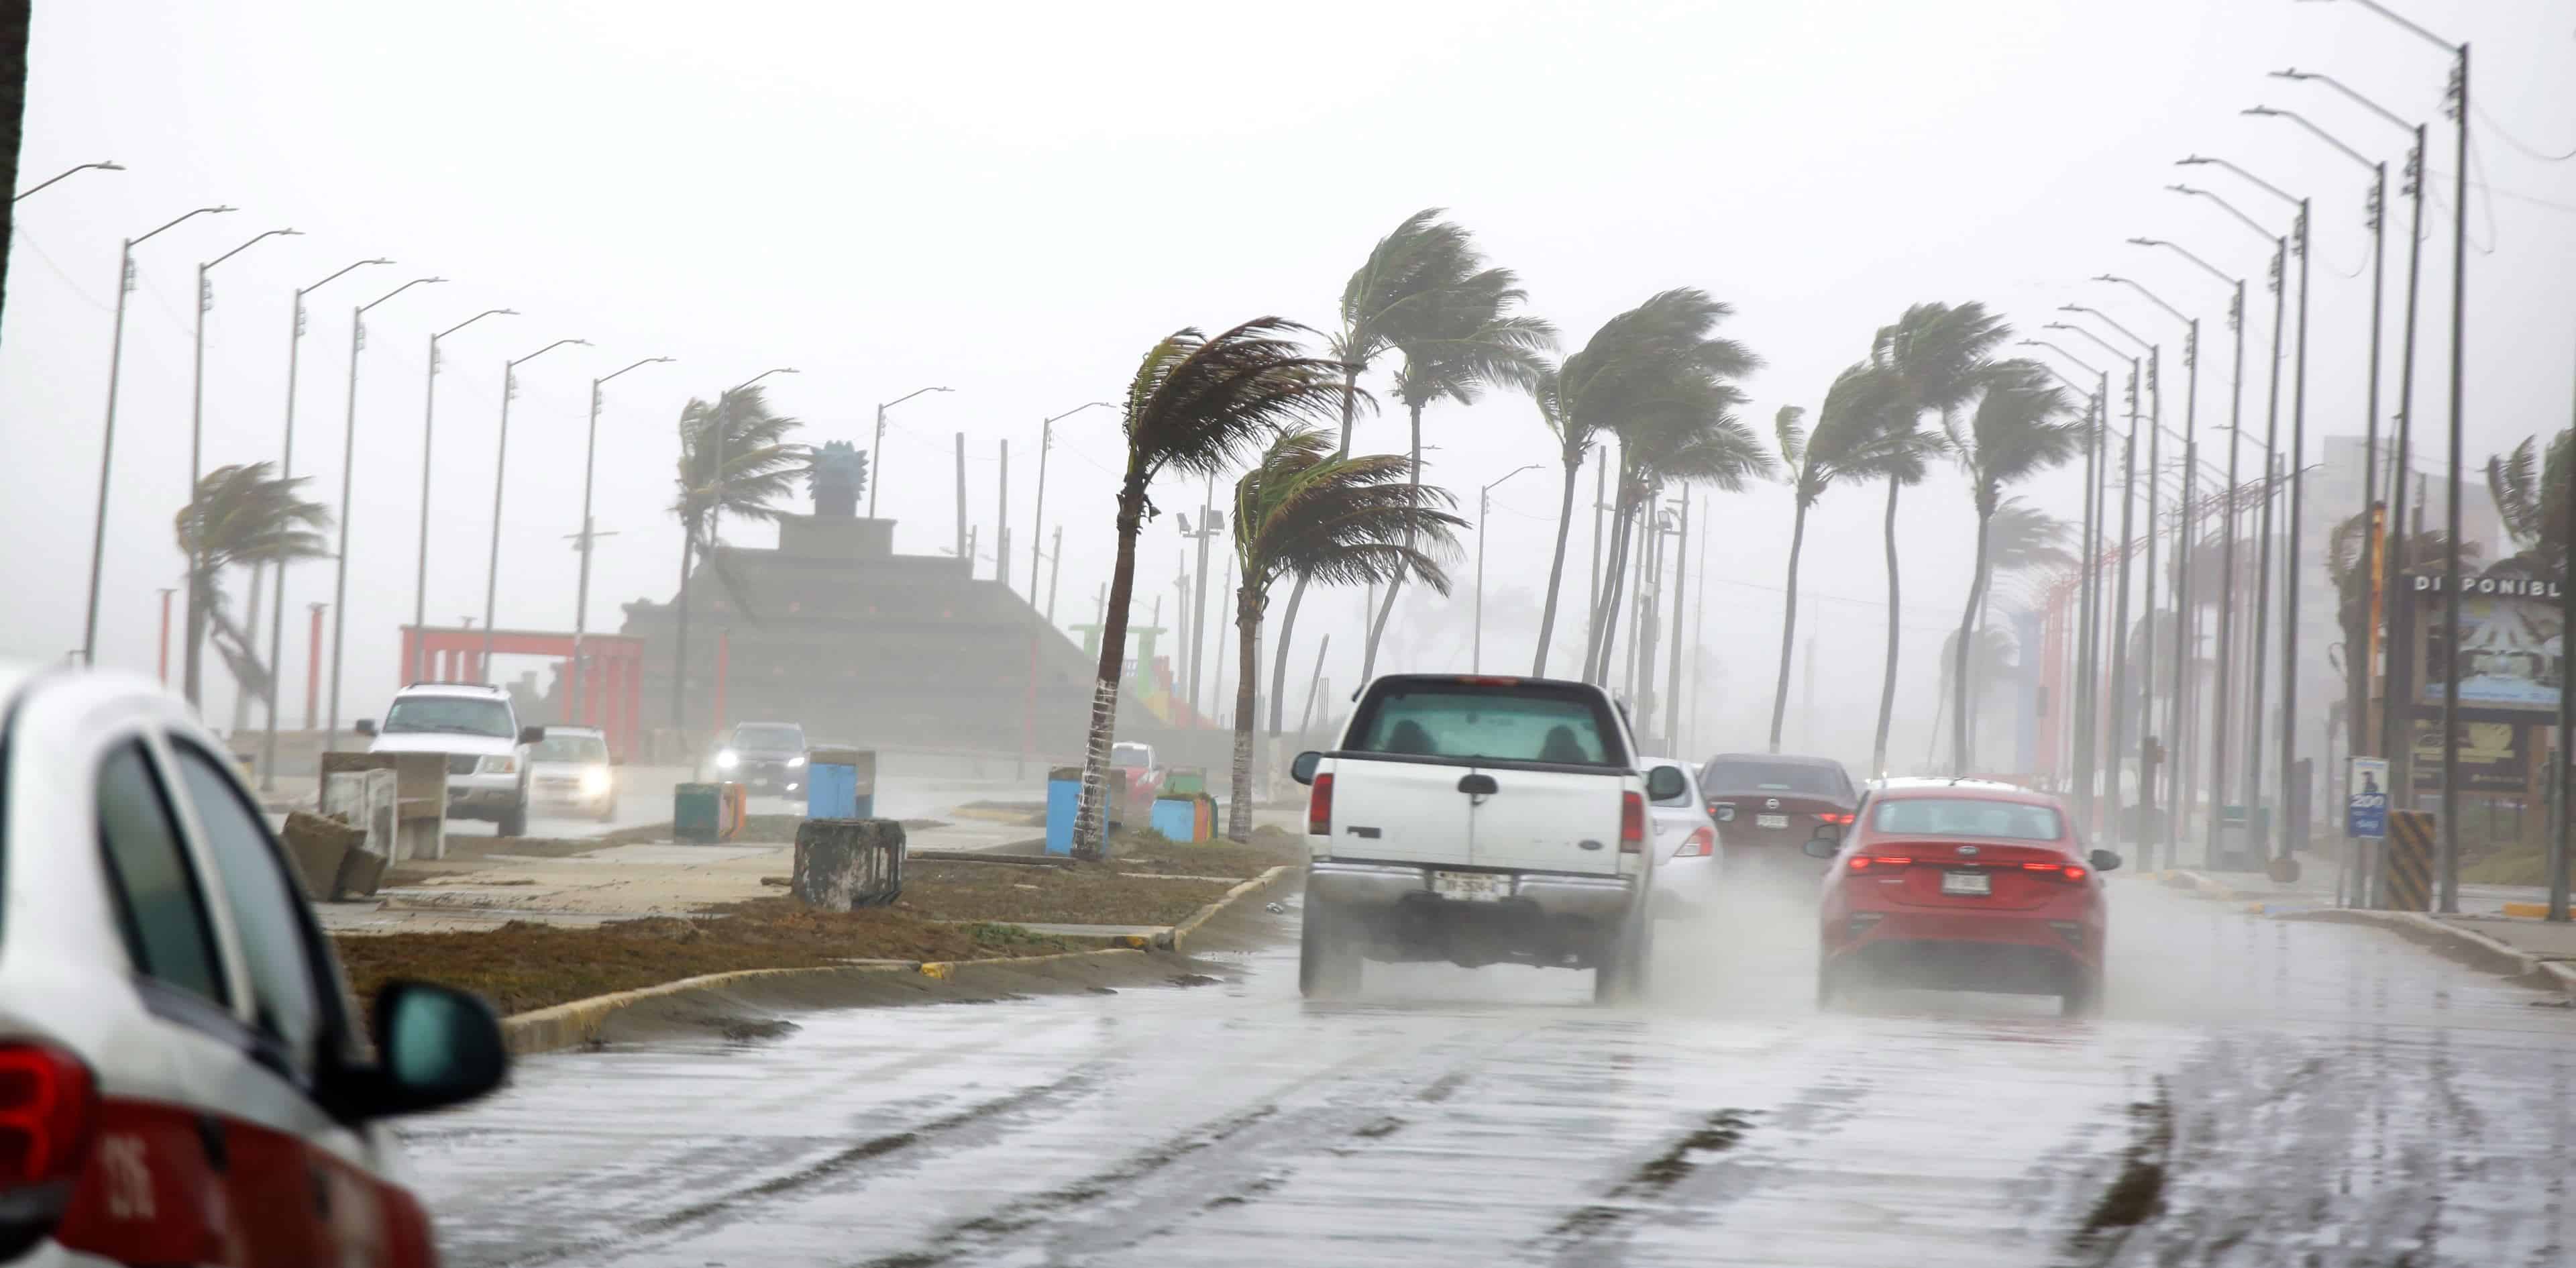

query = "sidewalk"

[
  {"left": 315, "top": 815, "right": 1043, "bottom": 936},
  {"left": 2162, "top": 865, "right": 2576, "bottom": 1000}
]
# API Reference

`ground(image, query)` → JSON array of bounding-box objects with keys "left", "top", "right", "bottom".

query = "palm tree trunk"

[
  {"left": 182, "top": 572, "right": 209, "bottom": 708},
  {"left": 1228, "top": 582, "right": 1259, "bottom": 843},
  {"left": 1269, "top": 360, "right": 1362, "bottom": 731},
  {"left": 1530, "top": 442, "right": 1585, "bottom": 676},
  {"left": 1588, "top": 487, "right": 1638, "bottom": 684},
  {"left": 673, "top": 523, "right": 693, "bottom": 747},
  {"left": 230, "top": 563, "right": 266, "bottom": 732},
  {"left": 1071, "top": 479, "right": 1148, "bottom": 860},
  {"left": 1768, "top": 495, "right": 1810, "bottom": 752},
  {"left": 1871, "top": 479, "right": 1904, "bottom": 776},
  {"left": 1360, "top": 399, "right": 1424, "bottom": 682},
  {"left": 1952, "top": 506, "right": 1994, "bottom": 776},
  {"left": 1265, "top": 576, "right": 1307, "bottom": 735}
]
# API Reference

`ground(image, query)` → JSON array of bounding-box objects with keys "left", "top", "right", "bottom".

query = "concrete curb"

[{"left": 496, "top": 861, "right": 1297, "bottom": 1057}]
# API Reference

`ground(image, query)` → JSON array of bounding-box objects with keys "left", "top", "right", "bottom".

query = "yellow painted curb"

[
  {"left": 919, "top": 961, "right": 954, "bottom": 979},
  {"left": 2502, "top": 901, "right": 2551, "bottom": 919}
]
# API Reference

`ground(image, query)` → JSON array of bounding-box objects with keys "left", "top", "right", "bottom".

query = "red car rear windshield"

[
  {"left": 1871, "top": 797, "right": 2062, "bottom": 841},
  {"left": 1347, "top": 680, "right": 1625, "bottom": 768},
  {"left": 1700, "top": 759, "right": 1845, "bottom": 798}
]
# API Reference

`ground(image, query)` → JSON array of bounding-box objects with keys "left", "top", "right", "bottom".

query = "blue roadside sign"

[{"left": 2347, "top": 757, "right": 2390, "bottom": 839}]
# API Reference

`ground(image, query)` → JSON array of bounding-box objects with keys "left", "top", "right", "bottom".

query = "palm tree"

[
  {"left": 1358, "top": 265, "right": 1554, "bottom": 682},
  {"left": 174, "top": 463, "right": 333, "bottom": 710},
  {"left": 1587, "top": 370, "right": 1771, "bottom": 689},
  {"left": 2484, "top": 430, "right": 2570, "bottom": 577},
  {"left": 1229, "top": 429, "right": 1464, "bottom": 839},
  {"left": 1766, "top": 362, "right": 1910, "bottom": 751},
  {"left": 1072, "top": 319, "right": 1356, "bottom": 860},
  {"left": 1530, "top": 289, "right": 1757, "bottom": 678},
  {"left": 1866, "top": 301, "right": 2013, "bottom": 775},
  {"left": 1943, "top": 362, "right": 2082, "bottom": 773},
  {"left": 1965, "top": 498, "right": 2075, "bottom": 710},
  {"left": 668, "top": 386, "right": 805, "bottom": 738},
  {"left": 1267, "top": 210, "right": 1479, "bottom": 736}
]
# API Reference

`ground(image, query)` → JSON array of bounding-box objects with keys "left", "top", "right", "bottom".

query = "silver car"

[{"left": 1644, "top": 757, "right": 1722, "bottom": 918}]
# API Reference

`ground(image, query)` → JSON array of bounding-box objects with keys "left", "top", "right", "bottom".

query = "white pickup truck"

[{"left": 1288, "top": 673, "right": 1686, "bottom": 1003}]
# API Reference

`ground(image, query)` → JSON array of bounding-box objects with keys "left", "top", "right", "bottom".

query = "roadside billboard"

[
  {"left": 2409, "top": 575, "right": 2566, "bottom": 712},
  {"left": 2406, "top": 717, "right": 2528, "bottom": 796}
]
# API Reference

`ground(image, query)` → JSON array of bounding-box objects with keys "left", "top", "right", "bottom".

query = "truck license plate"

[
  {"left": 1433, "top": 871, "right": 1507, "bottom": 902},
  {"left": 1757, "top": 813, "right": 1788, "bottom": 829},
  {"left": 1940, "top": 870, "right": 1992, "bottom": 896}
]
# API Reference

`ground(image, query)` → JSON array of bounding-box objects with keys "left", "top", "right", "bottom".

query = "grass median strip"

[{"left": 332, "top": 909, "right": 1081, "bottom": 1020}]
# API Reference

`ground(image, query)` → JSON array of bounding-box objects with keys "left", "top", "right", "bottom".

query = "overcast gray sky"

[{"left": 8, "top": 0, "right": 2573, "bottom": 767}]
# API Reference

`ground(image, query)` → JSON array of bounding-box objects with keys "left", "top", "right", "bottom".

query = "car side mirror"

[
  {"left": 362, "top": 981, "right": 507, "bottom": 1117},
  {"left": 1710, "top": 802, "right": 1735, "bottom": 823},
  {"left": 518, "top": 725, "right": 546, "bottom": 747},
  {"left": 354, "top": 719, "right": 377, "bottom": 737},
  {"left": 2090, "top": 849, "right": 2123, "bottom": 874},
  {"left": 1801, "top": 837, "right": 1840, "bottom": 860},
  {"left": 1289, "top": 751, "right": 1321, "bottom": 786},
  {"left": 1646, "top": 765, "right": 1688, "bottom": 802},
  {"left": 1810, "top": 822, "right": 1843, "bottom": 845}
]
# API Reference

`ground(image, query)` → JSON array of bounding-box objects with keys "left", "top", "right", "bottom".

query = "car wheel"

[
  {"left": 596, "top": 798, "right": 619, "bottom": 824},
  {"left": 498, "top": 802, "right": 529, "bottom": 839},
  {"left": 2059, "top": 971, "right": 2102, "bottom": 1019},
  {"left": 1299, "top": 896, "right": 1360, "bottom": 999}
]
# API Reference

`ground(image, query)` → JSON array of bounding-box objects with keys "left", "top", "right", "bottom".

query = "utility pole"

[
  {"left": 1047, "top": 525, "right": 1065, "bottom": 625},
  {"left": 305, "top": 602, "right": 325, "bottom": 731},
  {"left": 2438, "top": 40, "right": 2471, "bottom": 914},
  {"left": 481, "top": 339, "right": 590, "bottom": 676},
  {"left": 868, "top": 385, "right": 953, "bottom": 519},
  {"left": 1474, "top": 466, "right": 1539, "bottom": 674},
  {"left": 571, "top": 356, "right": 673, "bottom": 722},
  {"left": 2108, "top": 425, "right": 2137, "bottom": 841},
  {"left": 156, "top": 588, "right": 175, "bottom": 685},
  {"left": 1664, "top": 495, "right": 1691, "bottom": 754},
  {"left": 1185, "top": 476, "right": 1218, "bottom": 717},
  {"left": 184, "top": 226, "right": 299, "bottom": 707},
  {"left": 2284, "top": 197, "right": 2314, "bottom": 871},
  {"left": 954, "top": 431, "right": 968, "bottom": 564}
]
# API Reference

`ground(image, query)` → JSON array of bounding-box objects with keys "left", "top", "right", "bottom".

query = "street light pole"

[
  {"left": 81, "top": 203, "right": 232, "bottom": 668},
  {"left": 320, "top": 277, "right": 447, "bottom": 750},
  {"left": 259, "top": 256, "right": 388, "bottom": 787},
  {"left": 405, "top": 307, "right": 513, "bottom": 686},
  {"left": 11, "top": 159, "right": 123, "bottom": 202},
  {"left": 183, "top": 225, "right": 299, "bottom": 708},
  {"left": 2096, "top": 277, "right": 2200, "bottom": 869},
  {"left": 2063, "top": 309, "right": 2160, "bottom": 851},
  {"left": 2021, "top": 341, "right": 2106, "bottom": 818},
  {"left": 1030, "top": 402, "right": 1114, "bottom": 599},
  {"left": 2186, "top": 157, "right": 2313, "bottom": 872},
  {"left": 1475, "top": 465, "right": 1540, "bottom": 673},
  {"left": 570, "top": 356, "right": 675, "bottom": 723},
  {"left": 480, "top": 339, "right": 590, "bottom": 678},
  {"left": 2274, "top": 69, "right": 2430, "bottom": 810},
  {"left": 2132, "top": 237, "right": 2248, "bottom": 865},
  {"left": 865, "top": 384, "right": 955, "bottom": 519}
]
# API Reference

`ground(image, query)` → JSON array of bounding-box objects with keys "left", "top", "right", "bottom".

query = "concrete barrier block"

[
  {"left": 793, "top": 818, "right": 906, "bottom": 910},
  {"left": 280, "top": 810, "right": 366, "bottom": 900},
  {"left": 333, "top": 843, "right": 390, "bottom": 898}
]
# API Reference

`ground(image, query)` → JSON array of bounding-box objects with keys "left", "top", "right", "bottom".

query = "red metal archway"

[{"left": 399, "top": 626, "right": 645, "bottom": 759}]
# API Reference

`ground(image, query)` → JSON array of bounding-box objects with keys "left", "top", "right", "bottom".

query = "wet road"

[{"left": 404, "top": 880, "right": 2576, "bottom": 1267}]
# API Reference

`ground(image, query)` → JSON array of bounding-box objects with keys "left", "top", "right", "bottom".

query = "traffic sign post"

[{"left": 2347, "top": 757, "right": 2390, "bottom": 909}]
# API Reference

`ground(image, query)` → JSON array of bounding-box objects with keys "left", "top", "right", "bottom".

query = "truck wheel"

[
  {"left": 1593, "top": 918, "right": 1652, "bottom": 1005},
  {"left": 1299, "top": 897, "right": 1359, "bottom": 999},
  {"left": 498, "top": 802, "right": 529, "bottom": 839}
]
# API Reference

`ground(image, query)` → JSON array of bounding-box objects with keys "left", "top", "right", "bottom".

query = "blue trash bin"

[
  {"left": 1150, "top": 796, "right": 1196, "bottom": 841},
  {"left": 1046, "top": 765, "right": 1082, "bottom": 856},
  {"left": 806, "top": 747, "right": 861, "bottom": 819}
]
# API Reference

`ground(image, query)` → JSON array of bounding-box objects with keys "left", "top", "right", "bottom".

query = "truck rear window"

[{"left": 1346, "top": 682, "right": 1624, "bottom": 768}]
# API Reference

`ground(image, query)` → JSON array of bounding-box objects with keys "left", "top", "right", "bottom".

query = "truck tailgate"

[
  {"left": 1472, "top": 765, "right": 1625, "bottom": 876},
  {"left": 1326, "top": 755, "right": 1472, "bottom": 865}
]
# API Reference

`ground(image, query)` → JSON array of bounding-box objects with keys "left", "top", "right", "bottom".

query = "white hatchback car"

[
  {"left": 0, "top": 664, "right": 507, "bottom": 1265},
  {"left": 1643, "top": 757, "right": 1722, "bottom": 918}
]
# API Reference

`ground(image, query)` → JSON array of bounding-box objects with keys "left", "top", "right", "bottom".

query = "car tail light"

[
  {"left": 1817, "top": 811, "right": 1856, "bottom": 826},
  {"left": 1673, "top": 827, "right": 1715, "bottom": 858},
  {"left": 1846, "top": 855, "right": 1911, "bottom": 872},
  {"left": 2022, "top": 861, "right": 2090, "bottom": 882},
  {"left": 1619, "top": 792, "right": 1646, "bottom": 853},
  {"left": 1307, "top": 774, "right": 1334, "bottom": 837},
  {"left": 0, "top": 1041, "right": 96, "bottom": 1228}
]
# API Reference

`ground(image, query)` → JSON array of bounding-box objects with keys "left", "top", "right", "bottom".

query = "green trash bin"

[{"left": 675, "top": 782, "right": 722, "bottom": 843}]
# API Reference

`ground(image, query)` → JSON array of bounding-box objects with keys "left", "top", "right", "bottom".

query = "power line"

[{"left": 2475, "top": 103, "right": 2576, "bottom": 164}]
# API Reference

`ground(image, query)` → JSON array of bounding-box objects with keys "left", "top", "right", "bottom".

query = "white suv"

[
  {"left": 0, "top": 662, "right": 507, "bottom": 1264},
  {"left": 357, "top": 682, "right": 541, "bottom": 837}
]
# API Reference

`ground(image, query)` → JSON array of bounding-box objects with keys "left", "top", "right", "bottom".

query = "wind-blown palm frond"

[
  {"left": 1872, "top": 301, "right": 2014, "bottom": 421},
  {"left": 174, "top": 462, "right": 333, "bottom": 706},
  {"left": 1942, "top": 357, "right": 2078, "bottom": 772},
  {"left": 1773, "top": 405, "right": 1809, "bottom": 483},
  {"left": 2486, "top": 436, "right": 2541, "bottom": 551},
  {"left": 1985, "top": 497, "right": 2076, "bottom": 578}
]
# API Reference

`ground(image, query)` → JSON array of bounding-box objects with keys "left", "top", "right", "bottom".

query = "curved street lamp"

[
  {"left": 12, "top": 160, "right": 123, "bottom": 202},
  {"left": 323, "top": 276, "right": 447, "bottom": 745},
  {"left": 83, "top": 203, "right": 234, "bottom": 667},
  {"left": 480, "top": 338, "right": 592, "bottom": 674},
  {"left": 407, "top": 307, "right": 516, "bottom": 684},
  {"left": 569, "top": 356, "right": 677, "bottom": 722},
  {"left": 867, "top": 384, "right": 955, "bottom": 518},
  {"left": 182, "top": 226, "right": 301, "bottom": 707},
  {"left": 1474, "top": 464, "right": 1541, "bottom": 674}
]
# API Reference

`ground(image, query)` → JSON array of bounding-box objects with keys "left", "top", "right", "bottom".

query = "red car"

[
  {"left": 1807, "top": 779, "right": 2121, "bottom": 1016},
  {"left": 1696, "top": 752, "right": 1858, "bottom": 878}
]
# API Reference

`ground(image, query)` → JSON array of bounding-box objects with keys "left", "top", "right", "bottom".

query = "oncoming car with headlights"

[
  {"left": 357, "top": 681, "right": 541, "bottom": 837},
  {"left": 715, "top": 721, "right": 809, "bottom": 796},
  {"left": 529, "top": 725, "right": 619, "bottom": 821}
]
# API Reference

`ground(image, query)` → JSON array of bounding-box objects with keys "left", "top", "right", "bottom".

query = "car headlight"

[
  {"left": 716, "top": 749, "right": 739, "bottom": 770},
  {"left": 480, "top": 755, "right": 517, "bottom": 774},
  {"left": 580, "top": 767, "right": 612, "bottom": 796},
  {"left": 787, "top": 755, "right": 806, "bottom": 768}
]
